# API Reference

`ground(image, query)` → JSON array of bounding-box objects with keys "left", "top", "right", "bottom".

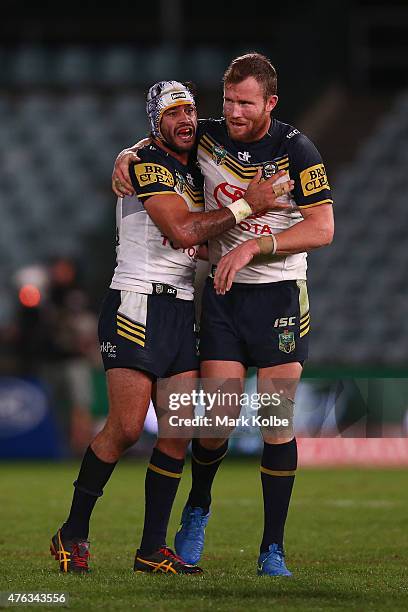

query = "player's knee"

[
  {"left": 118, "top": 421, "right": 142, "bottom": 448},
  {"left": 156, "top": 438, "right": 190, "bottom": 460},
  {"left": 259, "top": 395, "right": 295, "bottom": 443},
  {"left": 102, "top": 418, "right": 141, "bottom": 449},
  {"left": 199, "top": 437, "right": 228, "bottom": 451}
]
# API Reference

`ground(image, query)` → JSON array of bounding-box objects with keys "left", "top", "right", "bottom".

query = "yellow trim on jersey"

[
  {"left": 260, "top": 466, "right": 296, "bottom": 477},
  {"left": 184, "top": 184, "right": 204, "bottom": 202},
  {"left": 200, "top": 137, "right": 255, "bottom": 180},
  {"left": 117, "top": 320, "right": 145, "bottom": 339},
  {"left": 148, "top": 463, "right": 182, "bottom": 479},
  {"left": 199, "top": 140, "right": 289, "bottom": 185},
  {"left": 137, "top": 190, "right": 176, "bottom": 199},
  {"left": 117, "top": 329, "right": 145, "bottom": 347},
  {"left": 183, "top": 183, "right": 205, "bottom": 207},
  {"left": 200, "top": 133, "right": 290, "bottom": 177},
  {"left": 300, "top": 199, "right": 333, "bottom": 209},
  {"left": 198, "top": 143, "right": 253, "bottom": 183},
  {"left": 117, "top": 314, "right": 145, "bottom": 332}
]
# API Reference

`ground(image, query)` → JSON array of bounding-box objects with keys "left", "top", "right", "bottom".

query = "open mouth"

[{"left": 176, "top": 126, "right": 194, "bottom": 141}]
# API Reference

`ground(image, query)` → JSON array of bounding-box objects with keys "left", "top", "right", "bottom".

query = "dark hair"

[{"left": 223, "top": 52, "right": 277, "bottom": 99}]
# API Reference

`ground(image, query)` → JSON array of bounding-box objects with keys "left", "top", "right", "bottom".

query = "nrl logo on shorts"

[
  {"left": 262, "top": 162, "right": 279, "bottom": 179},
  {"left": 212, "top": 144, "right": 227, "bottom": 166},
  {"left": 155, "top": 284, "right": 164, "bottom": 294},
  {"left": 279, "top": 330, "right": 295, "bottom": 353},
  {"left": 175, "top": 170, "right": 186, "bottom": 193}
]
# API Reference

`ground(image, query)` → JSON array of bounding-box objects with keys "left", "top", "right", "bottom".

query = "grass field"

[{"left": 1, "top": 459, "right": 407, "bottom": 611}]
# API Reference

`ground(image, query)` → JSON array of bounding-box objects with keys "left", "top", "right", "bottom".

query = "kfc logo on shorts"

[{"left": 214, "top": 182, "right": 245, "bottom": 209}]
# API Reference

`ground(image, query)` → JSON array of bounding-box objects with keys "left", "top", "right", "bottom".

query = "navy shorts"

[
  {"left": 199, "top": 278, "right": 310, "bottom": 368},
  {"left": 98, "top": 289, "right": 198, "bottom": 378}
]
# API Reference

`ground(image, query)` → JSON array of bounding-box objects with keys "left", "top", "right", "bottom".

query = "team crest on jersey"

[
  {"left": 279, "top": 330, "right": 295, "bottom": 353},
  {"left": 212, "top": 144, "right": 227, "bottom": 166},
  {"left": 175, "top": 170, "right": 186, "bottom": 193},
  {"left": 186, "top": 173, "right": 195, "bottom": 187},
  {"left": 262, "top": 162, "right": 279, "bottom": 179}
]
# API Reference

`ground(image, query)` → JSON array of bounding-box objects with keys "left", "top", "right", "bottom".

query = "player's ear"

[{"left": 266, "top": 95, "right": 278, "bottom": 113}]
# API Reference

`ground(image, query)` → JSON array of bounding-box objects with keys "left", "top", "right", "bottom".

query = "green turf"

[{"left": 1, "top": 459, "right": 407, "bottom": 611}]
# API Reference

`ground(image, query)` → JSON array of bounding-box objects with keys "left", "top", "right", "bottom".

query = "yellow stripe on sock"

[
  {"left": 260, "top": 466, "right": 296, "bottom": 477},
  {"left": 148, "top": 463, "right": 182, "bottom": 479}
]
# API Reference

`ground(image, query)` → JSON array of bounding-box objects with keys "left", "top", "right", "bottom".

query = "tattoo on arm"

[{"left": 185, "top": 209, "right": 236, "bottom": 243}]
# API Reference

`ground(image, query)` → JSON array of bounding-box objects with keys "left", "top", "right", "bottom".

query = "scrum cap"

[{"left": 146, "top": 81, "right": 195, "bottom": 140}]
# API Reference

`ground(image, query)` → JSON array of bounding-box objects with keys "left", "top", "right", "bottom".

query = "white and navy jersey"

[
  {"left": 196, "top": 118, "right": 333, "bottom": 283},
  {"left": 110, "top": 144, "right": 204, "bottom": 300}
]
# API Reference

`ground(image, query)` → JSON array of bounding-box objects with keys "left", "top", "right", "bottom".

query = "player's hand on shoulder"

[
  {"left": 214, "top": 239, "right": 260, "bottom": 295},
  {"left": 244, "top": 168, "right": 295, "bottom": 214},
  {"left": 112, "top": 138, "right": 152, "bottom": 197},
  {"left": 112, "top": 149, "right": 138, "bottom": 197}
]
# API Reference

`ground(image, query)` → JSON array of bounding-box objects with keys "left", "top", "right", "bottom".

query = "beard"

[
  {"left": 160, "top": 125, "right": 196, "bottom": 154},
  {"left": 226, "top": 112, "right": 271, "bottom": 143}
]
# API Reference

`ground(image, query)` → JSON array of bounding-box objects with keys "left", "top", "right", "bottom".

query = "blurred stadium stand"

[
  {"left": 0, "top": 0, "right": 408, "bottom": 372},
  {"left": 0, "top": 0, "right": 407, "bottom": 460}
]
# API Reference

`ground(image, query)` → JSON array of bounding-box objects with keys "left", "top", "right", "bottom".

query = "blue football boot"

[
  {"left": 174, "top": 505, "right": 210, "bottom": 565},
  {"left": 257, "top": 543, "right": 292, "bottom": 576}
]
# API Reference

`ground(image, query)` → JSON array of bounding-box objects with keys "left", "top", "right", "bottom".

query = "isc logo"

[{"left": 274, "top": 317, "right": 296, "bottom": 328}]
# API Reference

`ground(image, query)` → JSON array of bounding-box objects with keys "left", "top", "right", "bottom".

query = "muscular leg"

[
  {"left": 187, "top": 360, "right": 246, "bottom": 510},
  {"left": 62, "top": 368, "right": 152, "bottom": 540},
  {"left": 139, "top": 370, "right": 196, "bottom": 555},
  {"left": 257, "top": 362, "right": 302, "bottom": 553}
]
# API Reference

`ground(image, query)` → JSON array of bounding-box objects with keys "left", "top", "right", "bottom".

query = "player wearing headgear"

[
  {"left": 112, "top": 53, "right": 334, "bottom": 578},
  {"left": 50, "top": 80, "right": 288, "bottom": 576}
]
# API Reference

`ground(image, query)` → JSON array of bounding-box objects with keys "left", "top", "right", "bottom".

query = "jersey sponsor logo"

[
  {"left": 300, "top": 163, "right": 329, "bottom": 196},
  {"left": 135, "top": 164, "right": 175, "bottom": 187},
  {"left": 100, "top": 341, "right": 117, "bottom": 358},
  {"left": 238, "top": 220, "right": 274, "bottom": 235},
  {"left": 238, "top": 151, "right": 251, "bottom": 162},
  {"left": 212, "top": 144, "right": 227, "bottom": 166},
  {"left": 214, "top": 182, "right": 245, "bottom": 208},
  {"left": 161, "top": 236, "right": 198, "bottom": 260},
  {"left": 278, "top": 330, "right": 295, "bottom": 353}
]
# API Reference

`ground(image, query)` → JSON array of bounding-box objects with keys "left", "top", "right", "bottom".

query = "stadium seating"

[{"left": 308, "top": 89, "right": 408, "bottom": 364}]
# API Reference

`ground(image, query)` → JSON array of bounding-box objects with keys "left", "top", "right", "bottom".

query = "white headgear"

[{"left": 146, "top": 81, "right": 195, "bottom": 140}]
